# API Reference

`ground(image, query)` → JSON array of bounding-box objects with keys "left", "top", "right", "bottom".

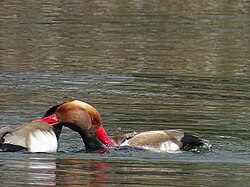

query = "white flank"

[
  {"left": 120, "top": 138, "right": 181, "bottom": 153},
  {"left": 159, "top": 140, "right": 181, "bottom": 153},
  {"left": 137, "top": 141, "right": 181, "bottom": 153},
  {"left": 120, "top": 139, "right": 130, "bottom": 146},
  {"left": 28, "top": 129, "right": 58, "bottom": 152}
]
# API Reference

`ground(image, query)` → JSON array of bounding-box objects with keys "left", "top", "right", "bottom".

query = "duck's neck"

[
  {"left": 53, "top": 124, "right": 63, "bottom": 141},
  {"left": 79, "top": 129, "right": 106, "bottom": 151}
]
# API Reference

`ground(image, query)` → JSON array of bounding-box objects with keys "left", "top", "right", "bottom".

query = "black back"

[{"left": 0, "top": 144, "right": 27, "bottom": 152}]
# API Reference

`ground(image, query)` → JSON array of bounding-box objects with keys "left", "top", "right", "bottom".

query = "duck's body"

[
  {"left": 44, "top": 100, "right": 211, "bottom": 153},
  {"left": 0, "top": 122, "right": 59, "bottom": 152},
  {"left": 116, "top": 130, "right": 210, "bottom": 152}
]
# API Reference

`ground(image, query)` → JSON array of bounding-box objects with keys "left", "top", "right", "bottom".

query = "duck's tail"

[{"left": 180, "top": 133, "right": 211, "bottom": 151}]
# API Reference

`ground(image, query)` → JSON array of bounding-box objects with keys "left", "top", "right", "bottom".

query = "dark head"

[{"left": 180, "top": 132, "right": 211, "bottom": 151}]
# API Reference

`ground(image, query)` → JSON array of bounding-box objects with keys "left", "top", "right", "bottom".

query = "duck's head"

[{"left": 36, "top": 100, "right": 115, "bottom": 151}]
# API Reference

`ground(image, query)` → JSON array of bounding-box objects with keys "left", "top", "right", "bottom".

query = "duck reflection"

[
  {"left": 55, "top": 158, "right": 110, "bottom": 186},
  {"left": 1, "top": 156, "right": 110, "bottom": 186},
  {"left": 1, "top": 156, "right": 57, "bottom": 186}
]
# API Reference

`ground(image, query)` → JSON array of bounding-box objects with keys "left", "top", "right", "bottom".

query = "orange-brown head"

[
  {"left": 55, "top": 100, "right": 101, "bottom": 132},
  {"left": 40, "top": 100, "right": 115, "bottom": 150}
]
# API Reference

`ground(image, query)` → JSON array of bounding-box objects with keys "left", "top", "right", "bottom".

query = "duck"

[
  {"left": 43, "top": 100, "right": 211, "bottom": 153},
  {"left": 0, "top": 114, "right": 62, "bottom": 152},
  {"left": 113, "top": 130, "right": 210, "bottom": 152},
  {"left": 42, "top": 100, "right": 116, "bottom": 151}
]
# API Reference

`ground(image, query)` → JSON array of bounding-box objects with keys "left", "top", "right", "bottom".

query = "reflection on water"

[
  {"left": 0, "top": 153, "right": 249, "bottom": 186},
  {"left": 0, "top": 154, "right": 57, "bottom": 186},
  {"left": 55, "top": 158, "right": 110, "bottom": 186},
  {"left": 0, "top": 0, "right": 250, "bottom": 186},
  {"left": 0, "top": 154, "right": 111, "bottom": 186}
]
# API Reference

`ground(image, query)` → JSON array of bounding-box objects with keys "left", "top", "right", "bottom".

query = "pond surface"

[{"left": 0, "top": 1, "right": 250, "bottom": 186}]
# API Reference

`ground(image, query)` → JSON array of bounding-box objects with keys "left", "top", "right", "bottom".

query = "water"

[{"left": 0, "top": 1, "right": 250, "bottom": 186}]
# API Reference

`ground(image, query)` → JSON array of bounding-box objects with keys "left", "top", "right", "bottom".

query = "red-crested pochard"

[
  {"left": 44, "top": 100, "right": 211, "bottom": 152},
  {"left": 113, "top": 130, "right": 210, "bottom": 152},
  {"left": 0, "top": 114, "right": 62, "bottom": 152},
  {"left": 44, "top": 100, "right": 116, "bottom": 150}
]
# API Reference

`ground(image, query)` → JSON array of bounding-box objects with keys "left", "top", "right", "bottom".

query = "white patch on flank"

[
  {"left": 28, "top": 129, "right": 58, "bottom": 152},
  {"left": 120, "top": 135, "right": 181, "bottom": 153},
  {"left": 120, "top": 139, "right": 130, "bottom": 146},
  {"left": 159, "top": 140, "right": 181, "bottom": 153},
  {"left": 137, "top": 141, "right": 181, "bottom": 153}
]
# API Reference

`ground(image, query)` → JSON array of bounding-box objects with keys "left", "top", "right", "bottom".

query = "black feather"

[
  {"left": 180, "top": 133, "right": 205, "bottom": 151},
  {"left": 43, "top": 103, "right": 65, "bottom": 118}
]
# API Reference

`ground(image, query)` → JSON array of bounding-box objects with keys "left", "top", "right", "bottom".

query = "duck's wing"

[
  {"left": 0, "top": 126, "right": 18, "bottom": 144},
  {"left": 0, "top": 124, "right": 28, "bottom": 151}
]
